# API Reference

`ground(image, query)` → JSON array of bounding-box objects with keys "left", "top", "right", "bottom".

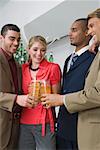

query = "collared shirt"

[
  {"left": 67, "top": 45, "right": 89, "bottom": 72},
  {"left": 20, "top": 59, "right": 61, "bottom": 136},
  {"left": 98, "top": 46, "right": 100, "bottom": 51},
  {"left": 1, "top": 48, "right": 18, "bottom": 94}
]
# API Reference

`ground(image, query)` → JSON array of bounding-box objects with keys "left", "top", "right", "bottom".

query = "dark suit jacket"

[
  {"left": 57, "top": 50, "right": 96, "bottom": 142},
  {"left": 0, "top": 49, "right": 22, "bottom": 150}
]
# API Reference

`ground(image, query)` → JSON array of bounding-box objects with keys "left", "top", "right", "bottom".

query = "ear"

[
  {"left": 0, "top": 35, "right": 3, "bottom": 47},
  {"left": 0, "top": 34, "right": 3, "bottom": 40},
  {"left": 85, "top": 30, "right": 89, "bottom": 36}
]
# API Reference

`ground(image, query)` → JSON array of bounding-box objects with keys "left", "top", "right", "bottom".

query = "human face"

[
  {"left": 88, "top": 17, "right": 100, "bottom": 43},
  {"left": 1, "top": 30, "right": 20, "bottom": 56},
  {"left": 69, "top": 21, "right": 88, "bottom": 48},
  {"left": 29, "top": 41, "right": 46, "bottom": 65}
]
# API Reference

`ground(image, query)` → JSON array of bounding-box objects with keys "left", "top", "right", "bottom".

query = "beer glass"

[{"left": 28, "top": 80, "right": 51, "bottom": 103}]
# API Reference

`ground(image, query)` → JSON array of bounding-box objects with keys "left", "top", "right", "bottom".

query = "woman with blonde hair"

[{"left": 18, "top": 35, "right": 61, "bottom": 150}]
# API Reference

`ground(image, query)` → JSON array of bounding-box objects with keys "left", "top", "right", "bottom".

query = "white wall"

[
  {"left": 0, "top": 0, "right": 64, "bottom": 29},
  {"left": 47, "top": 36, "right": 74, "bottom": 72},
  {"left": 0, "top": 0, "right": 64, "bottom": 46}
]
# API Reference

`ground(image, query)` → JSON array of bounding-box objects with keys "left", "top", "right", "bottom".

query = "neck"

[
  {"left": 30, "top": 64, "right": 39, "bottom": 71},
  {"left": 75, "top": 44, "right": 88, "bottom": 52}
]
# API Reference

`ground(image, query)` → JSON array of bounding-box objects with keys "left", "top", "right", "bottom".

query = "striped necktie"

[{"left": 70, "top": 53, "right": 78, "bottom": 69}]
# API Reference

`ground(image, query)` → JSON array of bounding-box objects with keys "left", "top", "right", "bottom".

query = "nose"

[
  {"left": 68, "top": 30, "right": 73, "bottom": 38},
  {"left": 37, "top": 50, "right": 41, "bottom": 55},
  {"left": 68, "top": 31, "right": 72, "bottom": 37},
  {"left": 87, "top": 28, "right": 93, "bottom": 36},
  {"left": 87, "top": 30, "right": 91, "bottom": 36},
  {"left": 13, "top": 39, "right": 19, "bottom": 46}
]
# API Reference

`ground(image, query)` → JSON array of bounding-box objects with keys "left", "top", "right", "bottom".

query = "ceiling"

[
  {"left": 24, "top": 0, "right": 99, "bottom": 43},
  {"left": 0, "top": 0, "right": 10, "bottom": 9}
]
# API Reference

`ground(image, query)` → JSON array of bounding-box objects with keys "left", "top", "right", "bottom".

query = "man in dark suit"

[
  {"left": 0, "top": 24, "right": 33, "bottom": 150},
  {"left": 56, "top": 18, "right": 96, "bottom": 150}
]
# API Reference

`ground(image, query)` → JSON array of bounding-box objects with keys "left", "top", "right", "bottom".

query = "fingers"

[
  {"left": 26, "top": 94, "right": 51, "bottom": 108},
  {"left": 41, "top": 101, "right": 50, "bottom": 109},
  {"left": 26, "top": 102, "right": 33, "bottom": 108},
  {"left": 44, "top": 104, "right": 50, "bottom": 109},
  {"left": 27, "top": 96, "right": 39, "bottom": 108},
  {"left": 89, "top": 45, "right": 96, "bottom": 54},
  {"left": 41, "top": 94, "right": 48, "bottom": 102},
  {"left": 41, "top": 99, "right": 51, "bottom": 108}
]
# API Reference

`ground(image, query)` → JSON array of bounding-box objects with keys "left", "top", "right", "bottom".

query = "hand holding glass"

[{"left": 28, "top": 80, "right": 51, "bottom": 106}]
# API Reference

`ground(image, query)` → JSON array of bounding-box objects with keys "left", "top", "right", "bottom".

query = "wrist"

[{"left": 58, "top": 95, "right": 64, "bottom": 106}]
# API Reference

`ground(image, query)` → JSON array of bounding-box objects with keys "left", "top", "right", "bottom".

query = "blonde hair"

[
  {"left": 87, "top": 8, "right": 100, "bottom": 20},
  {"left": 28, "top": 35, "right": 47, "bottom": 50}
]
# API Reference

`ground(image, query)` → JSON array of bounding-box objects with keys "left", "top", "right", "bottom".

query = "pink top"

[{"left": 20, "top": 59, "right": 61, "bottom": 136}]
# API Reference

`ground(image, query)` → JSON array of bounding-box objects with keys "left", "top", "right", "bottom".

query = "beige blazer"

[
  {"left": 65, "top": 51, "right": 100, "bottom": 150},
  {"left": 0, "top": 49, "right": 22, "bottom": 150}
]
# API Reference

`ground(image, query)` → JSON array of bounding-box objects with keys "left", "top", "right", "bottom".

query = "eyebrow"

[
  {"left": 9, "top": 36, "right": 15, "bottom": 38},
  {"left": 9, "top": 36, "right": 21, "bottom": 40}
]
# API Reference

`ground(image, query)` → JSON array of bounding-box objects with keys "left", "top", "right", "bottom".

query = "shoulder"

[
  {"left": 49, "top": 61, "right": 61, "bottom": 70},
  {"left": 86, "top": 51, "right": 97, "bottom": 61},
  {"left": 86, "top": 50, "right": 96, "bottom": 56},
  {"left": 0, "top": 49, "right": 5, "bottom": 61},
  {"left": 15, "top": 61, "right": 22, "bottom": 72},
  {"left": 64, "top": 54, "right": 71, "bottom": 64},
  {"left": 22, "top": 62, "right": 29, "bottom": 71},
  {"left": 40, "top": 59, "right": 61, "bottom": 70}
]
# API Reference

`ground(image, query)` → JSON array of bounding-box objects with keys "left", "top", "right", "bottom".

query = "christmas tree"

[{"left": 14, "top": 42, "right": 28, "bottom": 64}]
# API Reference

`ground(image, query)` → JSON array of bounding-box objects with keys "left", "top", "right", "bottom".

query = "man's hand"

[
  {"left": 89, "top": 35, "right": 98, "bottom": 53},
  {"left": 28, "top": 95, "right": 39, "bottom": 107},
  {"left": 16, "top": 95, "right": 34, "bottom": 108},
  {"left": 41, "top": 94, "right": 64, "bottom": 109}
]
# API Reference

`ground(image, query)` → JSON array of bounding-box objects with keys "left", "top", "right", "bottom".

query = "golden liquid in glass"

[{"left": 28, "top": 80, "right": 51, "bottom": 102}]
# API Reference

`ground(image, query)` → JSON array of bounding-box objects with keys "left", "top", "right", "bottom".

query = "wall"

[
  {"left": 22, "top": 0, "right": 99, "bottom": 70},
  {"left": 24, "top": 0, "right": 99, "bottom": 44},
  {"left": 0, "top": 0, "right": 64, "bottom": 29},
  {"left": 47, "top": 36, "right": 73, "bottom": 72},
  {"left": 0, "top": 0, "right": 64, "bottom": 47}
]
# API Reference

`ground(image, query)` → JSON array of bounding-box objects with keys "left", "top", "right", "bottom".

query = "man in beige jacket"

[
  {"left": 0, "top": 24, "right": 33, "bottom": 150},
  {"left": 41, "top": 8, "right": 100, "bottom": 150}
]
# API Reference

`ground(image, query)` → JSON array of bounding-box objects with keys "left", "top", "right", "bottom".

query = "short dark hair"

[
  {"left": 75, "top": 18, "right": 88, "bottom": 31},
  {"left": 1, "top": 24, "right": 20, "bottom": 37}
]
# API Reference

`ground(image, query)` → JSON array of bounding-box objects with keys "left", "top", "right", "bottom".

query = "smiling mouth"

[
  {"left": 36, "top": 57, "right": 42, "bottom": 60},
  {"left": 13, "top": 48, "right": 17, "bottom": 50}
]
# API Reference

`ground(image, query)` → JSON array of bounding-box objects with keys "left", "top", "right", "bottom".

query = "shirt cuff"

[
  {"left": 63, "top": 95, "right": 67, "bottom": 108},
  {"left": 15, "top": 95, "right": 18, "bottom": 103}
]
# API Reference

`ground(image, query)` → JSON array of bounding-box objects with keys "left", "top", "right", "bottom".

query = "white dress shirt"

[
  {"left": 98, "top": 46, "right": 100, "bottom": 51},
  {"left": 67, "top": 45, "right": 89, "bottom": 72}
]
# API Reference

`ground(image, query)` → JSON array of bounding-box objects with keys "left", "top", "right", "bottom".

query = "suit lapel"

[
  {"left": 86, "top": 51, "right": 99, "bottom": 75},
  {"left": 0, "top": 50, "right": 14, "bottom": 85},
  {"left": 63, "top": 55, "right": 71, "bottom": 73},
  {"left": 15, "top": 61, "right": 22, "bottom": 94}
]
